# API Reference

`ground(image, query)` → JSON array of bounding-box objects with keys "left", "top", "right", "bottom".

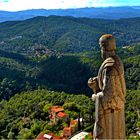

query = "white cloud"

[
  {"left": 93, "top": 0, "right": 140, "bottom": 7},
  {"left": 0, "top": 0, "right": 96, "bottom": 11},
  {"left": 0, "top": 0, "right": 140, "bottom": 11},
  {"left": 93, "top": 0, "right": 116, "bottom": 7}
]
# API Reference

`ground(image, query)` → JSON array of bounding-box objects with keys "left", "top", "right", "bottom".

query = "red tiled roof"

[
  {"left": 50, "top": 106, "right": 64, "bottom": 113},
  {"left": 51, "top": 106, "right": 59, "bottom": 109},
  {"left": 57, "top": 112, "right": 67, "bottom": 118},
  {"left": 52, "top": 108, "right": 64, "bottom": 113}
]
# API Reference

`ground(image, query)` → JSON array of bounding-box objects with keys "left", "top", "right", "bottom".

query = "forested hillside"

[
  {"left": 0, "top": 89, "right": 139, "bottom": 139},
  {"left": 0, "top": 16, "right": 140, "bottom": 139},
  {"left": 0, "top": 16, "right": 140, "bottom": 53},
  {"left": 0, "top": 89, "right": 94, "bottom": 139},
  {"left": 0, "top": 44, "right": 139, "bottom": 101}
]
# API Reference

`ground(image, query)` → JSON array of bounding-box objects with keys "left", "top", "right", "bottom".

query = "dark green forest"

[
  {"left": 0, "top": 44, "right": 140, "bottom": 100},
  {"left": 0, "top": 89, "right": 94, "bottom": 139},
  {"left": 0, "top": 16, "right": 140, "bottom": 53},
  {"left": 0, "top": 16, "right": 140, "bottom": 139},
  {"left": 0, "top": 89, "right": 139, "bottom": 139}
]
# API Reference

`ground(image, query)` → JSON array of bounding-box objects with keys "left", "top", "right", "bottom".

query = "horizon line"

[{"left": 0, "top": 5, "right": 140, "bottom": 12}]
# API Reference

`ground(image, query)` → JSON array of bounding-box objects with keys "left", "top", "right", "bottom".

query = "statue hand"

[
  {"left": 88, "top": 77, "right": 98, "bottom": 90},
  {"left": 92, "top": 92, "right": 103, "bottom": 101},
  {"left": 92, "top": 94, "right": 97, "bottom": 101},
  {"left": 97, "top": 92, "right": 103, "bottom": 97}
]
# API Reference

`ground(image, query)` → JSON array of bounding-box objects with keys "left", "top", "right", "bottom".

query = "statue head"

[{"left": 99, "top": 34, "right": 116, "bottom": 59}]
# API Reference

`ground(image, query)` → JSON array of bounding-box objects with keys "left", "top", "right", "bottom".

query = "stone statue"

[{"left": 88, "top": 34, "right": 126, "bottom": 139}]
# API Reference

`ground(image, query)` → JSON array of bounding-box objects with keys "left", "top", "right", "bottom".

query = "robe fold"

[{"left": 94, "top": 55, "right": 126, "bottom": 139}]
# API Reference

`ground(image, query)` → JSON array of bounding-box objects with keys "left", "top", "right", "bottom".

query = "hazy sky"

[{"left": 0, "top": 0, "right": 140, "bottom": 11}]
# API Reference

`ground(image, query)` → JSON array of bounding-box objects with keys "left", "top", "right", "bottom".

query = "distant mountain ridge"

[
  {"left": 0, "top": 16, "right": 140, "bottom": 53},
  {"left": 1, "top": 6, "right": 140, "bottom": 22}
]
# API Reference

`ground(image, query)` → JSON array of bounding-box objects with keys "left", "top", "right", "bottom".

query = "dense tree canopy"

[
  {"left": 0, "top": 16, "right": 140, "bottom": 53},
  {"left": 0, "top": 16, "right": 140, "bottom": 139},
  {"left": 0, "top": 89, "right": 94, "bottom": 139}
]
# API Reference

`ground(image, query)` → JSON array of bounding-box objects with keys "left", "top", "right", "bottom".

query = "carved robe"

[{"left": 94, "top": 55, "right": 126, "bottom": 139}]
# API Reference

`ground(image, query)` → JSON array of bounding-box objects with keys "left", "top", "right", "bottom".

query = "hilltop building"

[
  {"left": 36, "top": 105, "right": 90, "bottom": 140},
  {"left": 49, "top": 106, "right": 69, "bottom": 123},
  {"left": 62, "top": 120, "right": 78, "bottom": 138}
]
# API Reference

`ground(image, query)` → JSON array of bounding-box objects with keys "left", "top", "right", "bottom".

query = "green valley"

[
  {"left": 0, "top": 16, "right": 140, "bottom": 139},
  {"left": 0, "top": 16, "right": 140, "bottom": 53}
]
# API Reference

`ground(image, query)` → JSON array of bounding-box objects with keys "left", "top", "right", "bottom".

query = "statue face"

[
  {"left": 99, "top": 40, "right": 106, "bottom": 49},
  {"left": 99, "top": 38, "right": 116, "bottom": 52},
  {"left": 99, "top": 40, "right": 106, "bottom": 59},
  {"left": 99, "top": 34, "right": 116, "bottom": 60},
  {"left": 101, "top": 49, "right": 105, "bottom": 59}
]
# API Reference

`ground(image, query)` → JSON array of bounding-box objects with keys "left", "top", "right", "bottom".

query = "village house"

[
  {"left": 49, "top": 106, "right": 69, "bottom": 123},
  {"left": 62, "top": 119, "right": 78, "bottom": 138},
  {"left": 36, "top": 106, "right": 89, "bottom": 140},
  {"left": 70, "top": 120, "right": 78, "bottom": 134}
]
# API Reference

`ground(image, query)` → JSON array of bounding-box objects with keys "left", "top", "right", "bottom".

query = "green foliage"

[
  {"left": 125, "top": 90, "right": 140, "bottom": 136},
  {"left": 0, "top": 16, "right": 140, "bottom": 139},
  {"left": 0, "top": 50, "right": 39, "bottom": 100},
  {"left": 0, "top": 89, "right": 139, "bottom": 138},
  {"left": 0, "top": 16, "right": 140, "bottom": 53},
  {"left": 0, "top": 44, "right": 140, "bottom": 100},
  {"left": 63, "top": 102, "right": 80, "bottom": 112},
  {"left": 7, "top": 131, "right": 15, "bottom": 139},
  {"left": 123, "top": 54, "right": 140, "bottom": 89},
  {"left": 43, "top": 103, "right": 52, "bottom": 113},
  {"left": 0, "top": 89, "right": 94, "bottom": 139},
  {"left": 84, "top": 133, "right": 93, "bottom": 140},
  {"left": 0, "top": 16, "right": 140, "bottom": 100}
]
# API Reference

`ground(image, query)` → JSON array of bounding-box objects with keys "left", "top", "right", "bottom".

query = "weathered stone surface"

[{"left": 88, "top": 34, "right": 126, "bottom": 139}]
